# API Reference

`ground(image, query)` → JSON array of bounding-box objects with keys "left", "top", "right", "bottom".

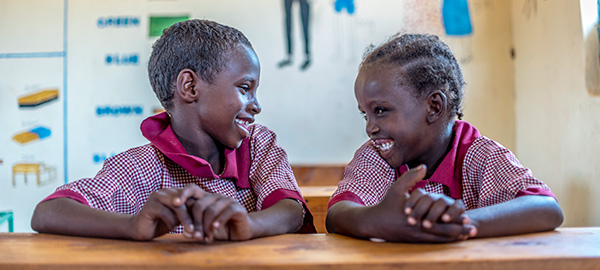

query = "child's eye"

[
  {"left": 239, "top": 85, "right": 250, "bottom": 93},
  {"left": 360, "top": 111, "right": 367, "bottom": 121},
  {"left": 374, "top": 107, "right": 386, "bottom": 115}
]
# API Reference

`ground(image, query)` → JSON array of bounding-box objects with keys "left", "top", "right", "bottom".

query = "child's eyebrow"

[{"left": 239, "top": 76, "right": 257, "bottom": 82}]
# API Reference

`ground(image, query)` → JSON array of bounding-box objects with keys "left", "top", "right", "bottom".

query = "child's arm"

[
  {"left": 465, "top": 195, "right": 563, "bottom": 238},
  {"left": 31, "top": 185, "right": 204, "bottom": 240},
  {"left": 326, "top": 165, "right": 473, "bottom": 242}
]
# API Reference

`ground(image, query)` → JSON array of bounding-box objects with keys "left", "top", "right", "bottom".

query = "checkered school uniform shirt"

[
  {"left": 328, "top": 120, "right": 555, "bottom": 210},
  {"left": 46, "top": 113, "right": 314, "bottom": 233}
]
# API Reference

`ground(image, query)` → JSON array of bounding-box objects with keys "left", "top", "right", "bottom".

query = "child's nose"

[
  {"left": 247, "top": 98, "right": 261, "bottom": 115},
  {"left": 366, "top": 119, "right": 379, "bottom": 136}
]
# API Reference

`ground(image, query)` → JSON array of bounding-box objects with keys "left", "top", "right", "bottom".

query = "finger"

[
  {"left": 423, "top": 198, "right": 453, "bottom": 229},
  {"left": 203, "top": 196, "right": 237, "bottom": 243},
  {"left": 408, "top": 195, "right": 434, "bottom": 226},
  {"left": 141, "top": 203, "right": 179, "bottom": 237},
  {"left": 173, "top": 184, "right": 207, "bottom": 207},
  {"left": 404, "top": 188, "right": 426, "bottom": 215},
  {"left": 212, "top": 204, "right": 249, "bottom": 241},
  {"left": 189, "top": 194, "right": 220, "bottom": 240},
  {"left": 441, "top": 200, "right": 467, "bottom": 224},
  {"left": 405, "top": 230, "right": 460, "bottom": 243},
  {"left": 422, "top": 222, "right": 472, "bottom": 240},
  {"left": 152, "top": 190, "right": 195, "bottom": 234},
  {"left": 396, "top": 164, "right": 427, "bottom": 195}
]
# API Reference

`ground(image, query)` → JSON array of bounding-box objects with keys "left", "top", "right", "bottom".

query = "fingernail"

[
  {"left": 469, "top": 227, "right": 478, "bottom": 237},
  {"left": 194, "top": 231, "right": 202, "bottom": 239},
  {"left": 408, "top": 217, "right": 417, "bottom": 225},
  {"left": 442, "top": 214, "right": 451, "bottom": 222},
  {"left": 404, "top": 207, "right": 411, "bottom": 215},
  {"left": 423, "top": 220, "right": 432, "bottom": 228},
  {"left": 213, "top": 221, "right": 220, "bottom": 228}
]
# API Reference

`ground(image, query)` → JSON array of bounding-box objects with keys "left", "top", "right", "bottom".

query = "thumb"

[{"left": 396, "top": 164, "right": 427, "bottom": 196}]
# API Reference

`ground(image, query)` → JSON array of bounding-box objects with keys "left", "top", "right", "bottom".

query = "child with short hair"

[
  {"left": 31, "top": 19, "right": 315, "bottom": 242},
  {"left": 326, "top": 33, "right": 563, "bottom": 242}
]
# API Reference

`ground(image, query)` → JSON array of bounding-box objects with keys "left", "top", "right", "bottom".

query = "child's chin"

[{"left": 382, "top": 157, "right": 402, "bottom": 169}]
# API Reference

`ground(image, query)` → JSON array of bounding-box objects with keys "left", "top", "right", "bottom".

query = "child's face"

[
  {"left": 195, "top": 44, "right": 261, "bottom": 149},
  {"left": 354, "top": 65, "right": 432, "bottom": 169}
]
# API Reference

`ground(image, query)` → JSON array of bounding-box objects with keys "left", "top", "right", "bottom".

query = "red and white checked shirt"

[
  {"left": 328, "top": 120, "right": 555, "bottom": 210},
  {"left": 44, "top": 112, "right": 315, "bottom": 233}
]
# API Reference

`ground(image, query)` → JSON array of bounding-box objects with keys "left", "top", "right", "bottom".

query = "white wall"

[
  {"left": 512, "top": 0, "right": 600, "bottom": 226},
  {"left": 0, "top": 0, "right": 516, "bottom": 232}
]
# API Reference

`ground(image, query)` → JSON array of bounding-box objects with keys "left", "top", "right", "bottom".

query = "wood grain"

[{"left": 1, "top": 228, "right": 598, "bottom": 270}]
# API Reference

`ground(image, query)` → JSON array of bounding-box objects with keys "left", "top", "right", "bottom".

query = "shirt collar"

[
  {"left": 140, "top": 112, "right": 251, "bottom": 188},
  {"left": 397, "top": 120, "right": 480, "bottom": 199}
]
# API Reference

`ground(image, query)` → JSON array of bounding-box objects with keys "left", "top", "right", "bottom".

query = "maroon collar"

[
  {"left": 140, "top": 112, "right": 251, "bottom": 188},
  {"left": 397, "top": 120, "right": 480, "bottom": 199}
]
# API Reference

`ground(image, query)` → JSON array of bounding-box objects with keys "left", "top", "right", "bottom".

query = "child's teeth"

[{"left": 374, "top": 141, "right": 393, "bottom": 151}]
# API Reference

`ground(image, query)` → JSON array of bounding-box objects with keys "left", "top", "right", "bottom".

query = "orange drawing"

[
  {"left": 18, "top": 88, "right": 59, "bottom": 107},
  {"left": 12, "top": 162, "right": 56, "bottom": 187}
]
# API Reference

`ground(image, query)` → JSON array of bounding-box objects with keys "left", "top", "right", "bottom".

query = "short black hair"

[
  {"left": 360, "top": 34, "right": 465, "bottom": 119},
  {"left": 148, "top": 19, "right": 253, "bottom": 110}
]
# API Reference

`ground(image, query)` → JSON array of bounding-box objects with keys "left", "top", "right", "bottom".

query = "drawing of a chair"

[{"left": 0, "top": 211, "right": 13, "bottom": 232}]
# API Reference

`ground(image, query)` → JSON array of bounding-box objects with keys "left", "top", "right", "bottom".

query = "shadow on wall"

[
  {"left": 564, "top": 174, "right": 591, "bottom": 227},
  {"left": 585, "top": 22, "right": 600, "bottom": 96}
]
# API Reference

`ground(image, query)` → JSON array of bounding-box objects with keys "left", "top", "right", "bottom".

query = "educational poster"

[{"left": 0, "top": 0, "right": 481, "bottom": 232}]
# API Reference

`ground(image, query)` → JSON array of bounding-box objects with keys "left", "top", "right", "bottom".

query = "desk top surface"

[{"left": 1, "top": 227, "right": 599, "bottom": 270}]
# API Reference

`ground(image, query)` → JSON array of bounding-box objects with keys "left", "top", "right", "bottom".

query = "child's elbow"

[
  {"left": 542, "top": 196, "right": 564, "bottom": 229},
  {"left": 30, "top": 203, "right": 46, "bottom": 232}
]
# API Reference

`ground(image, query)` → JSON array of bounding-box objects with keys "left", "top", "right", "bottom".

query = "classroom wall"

[
  {"left": 1, "top": 0, "right": 516, "bottom": 232},
  {"left": 511, "top": 0, "right": 600, "bottom": 227}
]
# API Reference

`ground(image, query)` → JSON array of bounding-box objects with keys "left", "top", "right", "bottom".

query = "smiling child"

[
  {"left": 31, "top": 19, "right": 315, "bottom": 242},
  {"left": 326, "top": 33, "right": 563, "bottom": 242}
]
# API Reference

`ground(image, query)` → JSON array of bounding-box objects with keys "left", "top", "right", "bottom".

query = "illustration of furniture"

[
  {"left": 12, "top": 163, "right": 56, "bottom": 187},
  {"left": 0, "top": 211, "right": 13, "bottom": 232},
  {"left": 17, "top": 88, "right": 59, "bottom": 107},
  {"left": 12, "top": 126, "right": 51, "bottom": 144}
]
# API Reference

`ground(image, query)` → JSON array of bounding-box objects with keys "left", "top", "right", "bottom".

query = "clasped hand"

[
  {"left": 370, "top": 165, "right": 477, "bottom": 242},
  {"left": 130, "top": 184, "right": 251, "bottom": 242}
]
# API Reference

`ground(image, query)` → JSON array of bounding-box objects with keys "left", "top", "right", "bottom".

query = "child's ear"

[
  {"left": 426, "top": 90, "right": 448, "bottom": 124},
  {"left": 175, "top": 69, "right": 199, "bottom": 103}
]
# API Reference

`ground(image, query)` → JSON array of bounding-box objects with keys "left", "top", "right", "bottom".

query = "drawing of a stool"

[
  {"left": 12, "top": 163, "right": 56, "bottom": 186},
  {"left": 0, "top": 211, "right": 13, "bottom": 232}
]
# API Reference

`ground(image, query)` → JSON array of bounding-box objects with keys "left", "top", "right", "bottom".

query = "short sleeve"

[
  {"left": 461, "top": 137, "right": 556, "bottom": 209},
  {"left": 247, "top": 124, "right": 316, "bottom": 233},
  {"left": 328, "top": 141, "right": 396, "bottom": 208},
  {"left": 43, "top": 145, "right": 163, "bottom": 215}
]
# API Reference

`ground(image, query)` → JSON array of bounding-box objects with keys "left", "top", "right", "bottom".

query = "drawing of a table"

[{"left": 12, "top": 163, "right": 56, "bottom": 186}]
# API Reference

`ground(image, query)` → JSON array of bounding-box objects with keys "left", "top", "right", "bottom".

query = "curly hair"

[
  {"left": 360, "top": 34, "right": 465, "bottom": 119},
  {"left": 148, "top": 19, "right": 253, "bottom": 110}
]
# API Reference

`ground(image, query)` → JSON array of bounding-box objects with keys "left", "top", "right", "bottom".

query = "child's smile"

[
  {"left": 371, "top": 138, "right": 395, "bottom": 156},
  {"left": 355, "top": 64, "right": 432, "bottom": 169}
]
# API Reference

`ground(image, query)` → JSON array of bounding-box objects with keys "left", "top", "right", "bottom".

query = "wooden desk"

[
  {"left": 300, "top": 186, "right": 336, "bottom": 233},
  {"left": 1, "top": 228, "right": 598, "bottom": 270}
]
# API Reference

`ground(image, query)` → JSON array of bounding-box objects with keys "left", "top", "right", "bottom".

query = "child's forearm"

[
  {"left": 31, "top": 198, "right": 135, "bottom": 239},
  {"left": 247, "top": 198, "right": 304, "bottom": 239},
  {"left": 326, "top": 201, "right": 366, "bottom": 237},
  {"left": 466, "top": 195, "right": 563, "bottom": 238}
]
